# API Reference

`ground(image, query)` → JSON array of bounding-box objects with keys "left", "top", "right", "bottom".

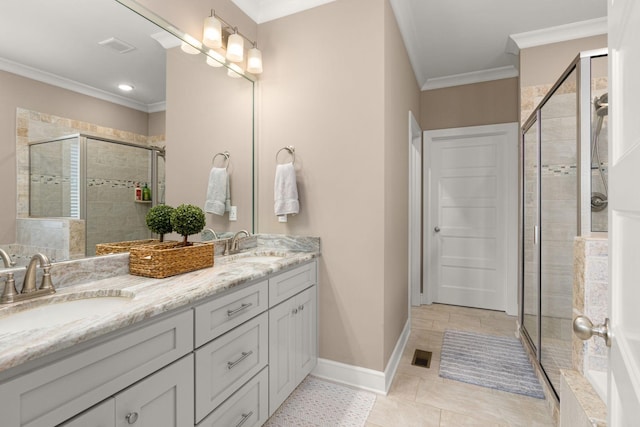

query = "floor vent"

[{"left": 411, "top": 349, "right": 432, "bottom": 368}]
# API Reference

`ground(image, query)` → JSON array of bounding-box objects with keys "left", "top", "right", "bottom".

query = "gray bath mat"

[{"left": 439, "top": 329, "right": 545, "bottom": 399}]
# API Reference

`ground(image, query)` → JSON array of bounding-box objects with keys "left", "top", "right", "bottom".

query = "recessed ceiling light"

[{"left": 118, "top": 83, "right": 134, "bottom": 92}]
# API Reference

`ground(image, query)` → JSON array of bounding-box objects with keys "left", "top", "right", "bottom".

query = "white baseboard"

[{"left": 312, "top": 318, "right": 411, "bottom": 395}]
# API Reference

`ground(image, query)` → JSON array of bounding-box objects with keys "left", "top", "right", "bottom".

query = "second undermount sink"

[
  {"left": 240, "top": 255, "right": 285, "bottom": 264},
  {"left": 0, "top": 293, "right": 134, "bottom": 335}
]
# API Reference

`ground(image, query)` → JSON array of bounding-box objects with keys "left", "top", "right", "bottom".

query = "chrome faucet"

[
  {"left": 230, "top": 230, "right": 250, "bottom": 253},
  {"left": 0, "top": 248, "right": 15, "bottom": 268},
  {"left": 1, "top": 253, "right": 55, "bottom": 304}
]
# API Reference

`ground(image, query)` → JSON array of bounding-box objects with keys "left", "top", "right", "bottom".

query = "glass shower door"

[
  {"left": 539, "top": 69, "right": 578, "bottom": 393},
  {"left": 522, "top": 117, "right": 540, "bottom": 353}
]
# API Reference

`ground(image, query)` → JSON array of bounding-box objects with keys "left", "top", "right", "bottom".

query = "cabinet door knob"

[
  {"left": 298, "top": 305, "right": 304, "bottom": 311},
  {"left": 126, "top": 412, "right": 139, "bottom": 424},
  {"left": 434, "top": 226, "right": 441, "bottom": 232},
  {"left": 292, "top": 308, "right": 298, "bottom": 315}
]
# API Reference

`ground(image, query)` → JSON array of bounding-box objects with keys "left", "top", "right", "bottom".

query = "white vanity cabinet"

[
  {"left": 268, "top": 263, "right": 318, "bottom": 416},
  {"left": 61, "top": 354, "right": 194, "bottom": 427},
  {"left": 0, "top": 309, "right": 193, "bottom": 427}
]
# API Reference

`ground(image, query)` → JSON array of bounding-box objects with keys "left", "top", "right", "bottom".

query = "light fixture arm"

[{"left": 211, "top": 10, "right": 257, "bottom": 47}]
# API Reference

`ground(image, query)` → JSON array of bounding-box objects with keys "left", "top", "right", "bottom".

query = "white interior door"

[
  {"left": 425, "top": 123, "right": 518, "bottom": 313},
  {"left": 608, "top": 0, "right": 640, "bottom": 422}
]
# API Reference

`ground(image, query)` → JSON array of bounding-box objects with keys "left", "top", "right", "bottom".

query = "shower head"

[{"left": 594, "top": 93, "right": 608, "bottom": 117}]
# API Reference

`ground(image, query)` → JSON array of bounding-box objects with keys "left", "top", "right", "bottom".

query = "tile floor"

[{"left": 365, "top": 304, "right": 556, "bottom": 427}]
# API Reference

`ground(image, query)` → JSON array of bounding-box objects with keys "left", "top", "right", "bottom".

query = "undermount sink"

[
  {"left": 240, "top": 255, "right": 284, "bottom": 264},
  {"left": 0, "top": 293, "right": 134, "bottom": 335}
]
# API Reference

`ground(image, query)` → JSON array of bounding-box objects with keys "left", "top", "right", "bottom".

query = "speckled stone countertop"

[{"left": 0, "top": 234, "right": 319, "bottom": 375}]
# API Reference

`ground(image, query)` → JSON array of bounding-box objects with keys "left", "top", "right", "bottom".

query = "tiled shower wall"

[{"left": 16, "top": 108, "right": 165, "bottom": 257}]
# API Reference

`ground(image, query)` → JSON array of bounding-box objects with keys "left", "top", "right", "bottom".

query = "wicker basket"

[
  {"left": 95, "top": 239, "right": 160, "bottom": 255},
  {"left": 129, "top": 241, "right": 214, "bottom": 279}
]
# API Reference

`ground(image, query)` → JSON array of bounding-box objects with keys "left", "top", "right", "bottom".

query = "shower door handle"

[{"left": 533, "top": 225, "right": 539, "bottom": 245}]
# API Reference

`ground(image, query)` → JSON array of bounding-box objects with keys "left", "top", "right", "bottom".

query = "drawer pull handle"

[
  {"left": 235, "top": 411, "right": 254, "bottom": 427},
  {"left": 227, "top": 350, "right": 253, "bottom": 369},
  {"left": 227, "top": 302, "right": 253, "bottom": 317},
  {"left": 126, "top": 412, "right": 139, "bottom": 424},
  {"left": 298, "top": 304, "right": 304, "bottom": 311},
  {"left": 292, "top": 308, "right": 298, "bottom": 315}
]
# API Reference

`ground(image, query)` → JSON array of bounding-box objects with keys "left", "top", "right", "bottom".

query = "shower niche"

[{"left": 520, "top": 50, "right": 608, "bottom": 398}]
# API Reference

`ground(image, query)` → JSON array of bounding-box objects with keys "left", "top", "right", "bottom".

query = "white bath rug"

[{"left": 264, "top": 376, "right": 376, "bottom": 427}]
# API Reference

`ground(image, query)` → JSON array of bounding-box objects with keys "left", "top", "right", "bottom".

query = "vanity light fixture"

[
  {"left": 118, "top": 83, "right": 134, "bottom": 92},
  {"left": 201, "top": 11, "right": 263, "bottom": 73},
  {"left": 226, "top": 29, "right": 244, "bottom": 62},
  {"left": 203, "top": 11, "right": 222, "bottom": 48},
  {"left": 247, "top": 43, "right": 263, "bottom": 74},
  {"left": 206, "top": 50, "right": 225, "bottom": 68},
  {"left": 180, "top": 34, "right": 202, "bottom": 54},
  {"left": 227, "top": 63, "right": 244, "bottom": 78}
]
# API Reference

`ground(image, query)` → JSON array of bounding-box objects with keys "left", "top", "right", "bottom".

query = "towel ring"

[
  {"left": 212, "top": 151, "right": 230, "bottom": 169},
  {"left": 276, "top": 146, "right": 295, "bottom": 165}
]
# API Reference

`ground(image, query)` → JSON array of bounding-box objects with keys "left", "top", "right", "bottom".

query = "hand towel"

[
  {"left": 204, "top": 167, "right": 228, "bottom": 216},
  {"left": 274, "top": 162, "right": 299, "bottom": 216}
]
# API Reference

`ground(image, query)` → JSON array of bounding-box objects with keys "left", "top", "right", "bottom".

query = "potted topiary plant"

[
  {"left": 145, "top": 204, "right": 174, "bottom": 242},
  {"left": 170, "top": 204, "right": 206, "bottom": 246}
]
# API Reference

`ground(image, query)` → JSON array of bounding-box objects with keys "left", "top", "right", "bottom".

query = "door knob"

[
  {"left": 125, "top": 412, "right": 139, "bottom": 424},
  {"left": 573, "top": 316, "right": 611, "bottom": 347},
  {"left": 434, "top": 226, "right": 441, "bottom": 232}
]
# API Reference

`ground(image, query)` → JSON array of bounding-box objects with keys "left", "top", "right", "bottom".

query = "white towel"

[
  {"left": 274, "top": 162, "right": 299, "bottom": 216},
  {"left": 204, "top": 167, "right": 228, "bottom": 216}
]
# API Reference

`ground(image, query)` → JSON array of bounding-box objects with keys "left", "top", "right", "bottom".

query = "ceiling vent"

[{"left": 98, "top": 37, "right": 136, "bottom": 54}]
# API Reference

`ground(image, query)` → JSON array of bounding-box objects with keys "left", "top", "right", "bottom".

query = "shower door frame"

[{"left": 519, "top": 49, "right": 608, "bottom": 400}]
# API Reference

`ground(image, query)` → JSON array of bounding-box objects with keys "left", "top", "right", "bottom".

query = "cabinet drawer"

[
  {"left": 0, "top": 309, "right": 193, "bottom": 427},
  {"left": 195, "top": 312, "right": 268, "bottom": 423},
  {"left": 197, "top": 367, "right": 268, "bottom": 427},
  {"left": 194, "top": 280, "right": 268, "bottom": 347},
  {"left": 269, "top": 261, "right": 317, "bottom": 307}
]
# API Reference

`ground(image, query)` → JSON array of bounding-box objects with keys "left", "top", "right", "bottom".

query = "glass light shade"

[
  {"left": 226, "top": 33, "right": 244, "bottom": 62},
  {"left": 227, "top": 63, "right": 243, "bottom": 78},
  {"left": 247, "top": 47, "right": 263, "bottom": 74},
  {"left": 203, "top": 16, "right": 222, "bottom": 48},
  {"left": 180, "top": 35, "right": 201, "bottom": 54},
  {"left": 206, "top": 50, "right": 225, "bottom": 68}
]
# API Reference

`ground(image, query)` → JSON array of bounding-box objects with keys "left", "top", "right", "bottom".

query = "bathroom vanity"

[{"left": 0, "top": 240, "right": 318, "bottom": 427}]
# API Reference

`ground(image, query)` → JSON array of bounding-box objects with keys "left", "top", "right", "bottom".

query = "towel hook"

[
  {"left": 212, "top": 151, "right": 231, "bottom": 169},
  {"left": 276, "top": 146, "right": 295, "bottom": 165}
]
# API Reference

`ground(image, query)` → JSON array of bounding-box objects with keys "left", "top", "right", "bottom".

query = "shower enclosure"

[
  {"left": 521, "top": 49, "right": 608, "bottom": 398},
  {"left": 29, "top": 134, "right": 165, "bottom": 256}
]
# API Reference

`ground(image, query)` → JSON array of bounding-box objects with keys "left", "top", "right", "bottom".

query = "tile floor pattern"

[{"left": 365, "top": 304, "right": 556, "bottom": 427}]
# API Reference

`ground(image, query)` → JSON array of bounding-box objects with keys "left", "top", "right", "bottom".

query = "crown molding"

[
  {"left": 509, "top": 17, "right": 607, "bottom": 51},
  {"left": 0, "top": 57, "right": 163, "bottom": 113},
  {"left": 422, "top": 65, "right": 519, "bottom": 91},
  {"left": 232, "top": 0, "right": 336, "bottom": 24}
]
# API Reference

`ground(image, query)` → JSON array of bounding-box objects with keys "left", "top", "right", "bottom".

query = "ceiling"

[
  {"left": 233, "top": 0, "right": 608, "bottom": 90},
  {"left": 0, "top": 0, "right": 171, "bottom": 112},
  {"left": 0, "top": 0, "right": 608, "bottom": 109}
]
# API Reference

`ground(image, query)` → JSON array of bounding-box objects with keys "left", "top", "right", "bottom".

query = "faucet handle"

[
  {"left": 39, "top": 266, "right": 54, "bottom": 291},
  {"left": 1, "top": 273, "right": 18, "bottom": 304}
]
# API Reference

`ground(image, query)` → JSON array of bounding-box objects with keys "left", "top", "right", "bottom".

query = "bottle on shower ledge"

[
  {"left": 142, "top": 183, "right": 151, "bottom": 201},
  {"left": 135, "top": 182, "right": 142, "bottom": 201}
]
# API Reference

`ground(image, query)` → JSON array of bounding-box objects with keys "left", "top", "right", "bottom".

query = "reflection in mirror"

[{"left": 0, "top": 0, "right": 255, "bottom": 265}]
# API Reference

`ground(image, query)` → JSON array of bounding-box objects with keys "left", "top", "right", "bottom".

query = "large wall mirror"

[{"left": 0, "top": 0, "right": 255, "bottom": 265}]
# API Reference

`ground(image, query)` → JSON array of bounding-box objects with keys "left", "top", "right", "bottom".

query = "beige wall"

[
  {"left": 383, "top": 0, "right": 420, "bottom": 365},
  {"left": 164, "top": 48, "right": 254, "bottom": 234},
  {"left": 258, "top": 0, "right": 419, "bottom": 371},
  {"left": 520, "top": 35, "right": 607, "bottom": 87},
  {"left": 0, "top": 70, "right": 151, "bottom": 243},
  {"left": 420, "top": 78, "right": 519, "bottom": 130}
]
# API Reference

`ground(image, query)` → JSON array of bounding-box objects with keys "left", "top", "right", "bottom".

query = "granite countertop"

[{"left": 0, "top": 235, "right": 319, "bottom": 375}]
